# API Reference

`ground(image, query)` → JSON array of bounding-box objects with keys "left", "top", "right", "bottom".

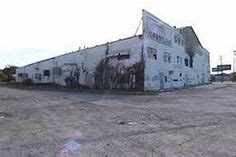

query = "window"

[
  {"left": 185, "top": 58, "right": 189, "bottom": 67},
  {"left": 18, "top": 73, "right": 28, "bottom": 78},
  {"left": 179, "top": 73, "right": 182, "bottom": 77},
  {"left": 177, "top": 56, "right": 182, "bottom": 64},
  {"left": 174, "top": 35, "right": 177, "bottom": 43},
  {"left": 22, "top": 73, "right": 28, "bottom": 78},
  {"left": 18, "top": 73, "right": 23, "bottom": 77},
  {"left": 52, "top": 67, "right": 62, "bottom": 76},
  {"left": 190, "top": 56, "right": 193, "bottom": 68},
  {"left": 153, "top": 54, "right": 157, "bottom": 60},
  {"left": 43, "top": 70, "right": 50, "bottom": 77},
  {"left": 159, "top": 36, "right": 164, "bottom": 42},
  {"left": 169, "top": 70, "right": 174, "bottom": 75},
  {"left": 147, "top": 47, "right": 157, "bottom": 60},
  {"left": 178, "top": 37, "right": 181, "bottom": 45},
  {"left": 149, "top": 31, "right": 155, "bottom": 38},
  {"left": 82, "top": 62, "right": 84, "bottom": 70},
  {"left": 165, "top": 76, "right": 168, "bottom": 82},
  {"left": 35, "top": 73, "right": 42, "bottom": 80},
  {"left": 164, "top": 52, "right": 171, "bottom": 63}
]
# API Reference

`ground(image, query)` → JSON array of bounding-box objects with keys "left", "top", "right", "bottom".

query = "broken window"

[
  {"left": 147, "top": 47, "right": 157, "bottom": 60},
  {"left": 190, "top": 56, "right": 193, "bottom": 68},
  {"left": 185, "top": 58, "right": 189, "bottom": 67},
  {"left": 165, "top": 76, "right": 168, "bottom": 82},
  {"left": 149, "top": 31, "right": 155, "bottom": 39},
  {"left": 177, "top": 56, "right": 182, "bottom": 64},
  {"left": 18, "top": 73, "right": 23, "bottom": 77},
  {"left": 164, "top": 52, "right": 171, "bottom": 63},
  {"left": 35, "top": 73, "right": 42, "bottom": 80},
  {"left": 43, "top": 70, "right": 50, "bottom": 77},
  {"left": 153, "top": 54, "right": 157, "bottom": 60}
]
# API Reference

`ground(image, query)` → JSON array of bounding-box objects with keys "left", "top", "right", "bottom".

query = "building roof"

[{"left": 20, "top": 35, "right": 142, "bottom": 68}]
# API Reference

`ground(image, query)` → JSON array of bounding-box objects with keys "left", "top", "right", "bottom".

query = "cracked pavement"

[{"left": 0, "top": 83, "right": 236, "bottom": 156}]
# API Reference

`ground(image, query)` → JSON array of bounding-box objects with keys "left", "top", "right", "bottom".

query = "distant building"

[
  {"left": 15, "top": 10, "right": 210, "bottom": 91},
  {"left": 211, "top": 73, "right": 231, "bottom": 82}
]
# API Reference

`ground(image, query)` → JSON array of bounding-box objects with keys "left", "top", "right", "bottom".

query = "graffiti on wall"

[{"left": 94, "top": 56, "right": 144, "bottom": 90}]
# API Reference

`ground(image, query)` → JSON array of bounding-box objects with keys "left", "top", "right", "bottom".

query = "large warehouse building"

[{"left": 15, "top": 10, "right": 210, "bottom": 91}]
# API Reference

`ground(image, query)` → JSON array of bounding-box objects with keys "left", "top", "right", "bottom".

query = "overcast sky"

[{"left": 0, "top": 0, "right": 236, "bottom": 71}]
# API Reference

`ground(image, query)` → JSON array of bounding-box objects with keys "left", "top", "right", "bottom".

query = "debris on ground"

[
  {"left": 118, "top": 121, "right": 138, "bottom": 125},
  {"left": 128, "top": 122, "right": 138, "bottom": 125},
  {"left": 33, "top": 98, "right": 39, "bottom": 102},
  {"left": 118, "top": 121, "right": 126, "bottom": 125},
  {"left": 0, "top": 112, "right": 12, "bottom": 119}
]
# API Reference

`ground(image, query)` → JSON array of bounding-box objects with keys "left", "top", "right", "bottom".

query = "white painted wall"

[
  {"left": 15, "top": 36, "right": 143, "bottom": 88},
  {"left": 142, "top": 10, "right": 210, "bottom": 91},
  {"left": 15, "top": 10, "right": 210, "bottom": 91}
]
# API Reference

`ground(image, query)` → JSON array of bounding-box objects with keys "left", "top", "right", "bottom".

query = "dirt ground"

[{"left": 0, "top": 83, "right": 236, "bottom": 157}]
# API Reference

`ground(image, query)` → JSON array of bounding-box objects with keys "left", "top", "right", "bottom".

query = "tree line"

[{"left": 0, "top": 65, "right": 18, "bottom": 82}]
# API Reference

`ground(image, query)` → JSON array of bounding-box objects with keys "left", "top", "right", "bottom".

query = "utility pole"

[
  {"left": 220, "top": 56, "right": 223, "bottom": 83},
  {"left": 233, "top": 50, "right": 236, "bottom": 73},
  {"left": 233, "top": 50, "right": 236, "bottom": 82}
]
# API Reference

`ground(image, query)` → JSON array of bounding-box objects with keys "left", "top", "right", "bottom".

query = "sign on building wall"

[{"left": 142, "top": 10, "right": 173, "bottom": 47}]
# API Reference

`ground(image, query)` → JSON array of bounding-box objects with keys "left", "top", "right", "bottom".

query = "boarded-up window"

[
  {"left": 147, "top": 47, "right": 157, "bottom": 60},
  {"left": 35, "top": 73, "right": 41, "bottom": 80},
  {"left": 52, "top": 67, "right": 62, "bottom": 76}
]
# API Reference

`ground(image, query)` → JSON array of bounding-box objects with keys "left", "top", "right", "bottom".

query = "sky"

[{"left": 0, "top": 0, "right": 236, "bottom": 71}]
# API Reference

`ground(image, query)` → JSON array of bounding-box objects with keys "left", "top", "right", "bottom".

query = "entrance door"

[{"left": 160, "top": 72, "right": 165, "bottom": 90}]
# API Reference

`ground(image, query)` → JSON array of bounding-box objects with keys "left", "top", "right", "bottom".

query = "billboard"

[
  {"left": 217, "top": 64, "right": 231, "bottom": 71},
  {"left": 212, "top": 65, "right": 231, "bottom": 72}
]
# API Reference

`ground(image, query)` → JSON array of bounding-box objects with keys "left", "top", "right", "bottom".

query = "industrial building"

[{"left": 15, "top": 10, "right": 210, "bottom": 91}]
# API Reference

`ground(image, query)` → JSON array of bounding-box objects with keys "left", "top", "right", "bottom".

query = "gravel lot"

[{"left": 0, "top": 83, "right": 236, "bottom": 157}]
